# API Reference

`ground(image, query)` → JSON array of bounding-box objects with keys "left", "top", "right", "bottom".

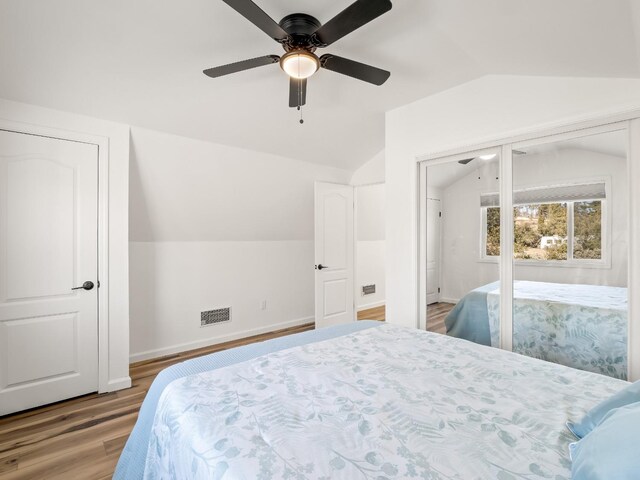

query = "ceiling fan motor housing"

[{"left": 279, "top": 13, "right": 322, "bottom": 51}]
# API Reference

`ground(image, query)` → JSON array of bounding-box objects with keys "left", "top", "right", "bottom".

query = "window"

[
  {"left": 481, "top": 182, "right": 606, "bottom": 263},
  {"left": 573, "top": 201, "right": 603, "bottom": 259}
]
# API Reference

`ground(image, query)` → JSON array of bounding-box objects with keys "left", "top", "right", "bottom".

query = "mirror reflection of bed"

[{"left": 427, "top": 129, "right": 629, "bottom": 379}]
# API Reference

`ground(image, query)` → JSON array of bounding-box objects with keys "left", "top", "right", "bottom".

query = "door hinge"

[
  {"left": 439, "top": 211, "right": 442, "bottom": 218},
  {"left": 438, "top": 287, "right": 441, "bottom": 293}
]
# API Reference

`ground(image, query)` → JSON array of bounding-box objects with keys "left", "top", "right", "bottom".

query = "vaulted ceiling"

[{"left": 1, "top": 0, "right": 639, "bottom": 170}]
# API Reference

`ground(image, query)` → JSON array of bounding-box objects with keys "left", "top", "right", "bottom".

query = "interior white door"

[
  {"left": 0, "top": 130, "right": 99, "bottom": 415},
  {"left": 426, "top": 198, "right": 441, "bottom": 305},
  {"left": 314, "top": 182, "right": 354, "bottom": 328}
]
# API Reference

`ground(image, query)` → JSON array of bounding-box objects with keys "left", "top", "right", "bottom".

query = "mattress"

[{"left": 119, "top": 321, "right": 627, "bottom": 479}]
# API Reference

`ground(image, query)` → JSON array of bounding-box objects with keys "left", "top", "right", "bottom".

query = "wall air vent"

[
  {"left": 362, "top": 284, "right": 376, "bottom": 296},
  {"left": 201, "top": 307, "right": 231, "bottom": 327}
]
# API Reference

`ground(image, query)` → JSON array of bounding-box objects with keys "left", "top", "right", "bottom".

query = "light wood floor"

[
  {"left": 357, "top": 303, "right": 454, "bottom": 335},
  {"left": 357, "top": 305, "right": 386, "bottom": 321},
  {"left": 0, "top": 323, "right": 314, "bottom": 480},
  {"left": 426, "top": 302, "right": 455, "bottom": 334}
]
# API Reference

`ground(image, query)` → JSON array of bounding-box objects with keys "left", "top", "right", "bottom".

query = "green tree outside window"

[{"left": 484, "top": 201, "right": 601, "bottom": 261}]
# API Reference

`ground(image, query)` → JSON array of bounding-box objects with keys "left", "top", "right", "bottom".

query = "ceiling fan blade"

[
  {"left": 289, "top": 78, "right": 307, "bottom": 108},
  {"left": 320, "top": 54, "right": 390, "bottom": 85},
  {"left": 458, "top": 158, "right": 473, "bottom": 165},
  {"left": 203, "top": 55, "right": 280, "bottom": 78},
  {"left": 222, "top": 0, "right": 291, "bottom": 42},
  {"left": 312, "top": 0, "right": 392, "bottom": 47}
]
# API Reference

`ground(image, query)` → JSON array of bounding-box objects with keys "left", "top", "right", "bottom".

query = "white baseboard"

[
  {"left": 102, "top": 376, "right": 132, "bottom": 393},
  {"left": 129, "top": 316, "right": 315, "bottom": 364},
  {"left": 439, "top": 297, "right": 460, "bottom": 305},
  {"left": 357, "top": 300, "right": 385, "bottom": 312}
]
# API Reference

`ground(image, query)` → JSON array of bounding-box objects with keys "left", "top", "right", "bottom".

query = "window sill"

[{"left": 478, "top": 257, "right": 611, "bottom": 269}]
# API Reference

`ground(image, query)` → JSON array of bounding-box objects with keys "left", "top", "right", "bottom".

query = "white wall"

[
  {"left": 129, "top": 127, "right": 351, "bottom": 361},
  {"left": 386, "top": 75, "right": 640, "bottom": 328},
  {"left": 357, "top": 184, "right": 385, "bottom": 241},
  {"left": 438, "top": 160, "right": 501, "bottom": 302},
  {"left": 0, "top": 98, "right": 131, "bottom": 391},
  {"left": 439, "top": 149, "right": 628, "bottom": 302},
  {"left": 356, "top": 184, "right": 385, "bottom": 310},
  {"left": 351, "top": 150, "right": 385, "bottom": 186}
]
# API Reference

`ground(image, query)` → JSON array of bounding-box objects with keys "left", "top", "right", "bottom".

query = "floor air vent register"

[
  {"left": 362, "top": 284, "right": 376, "bottom": 295},
  {"left": 201, "top": 307, "right": 231, "bottom": 327}
]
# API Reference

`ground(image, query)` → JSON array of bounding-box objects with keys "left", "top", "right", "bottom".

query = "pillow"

[
  {"left": 570, "top": 402, "right": 640, "bottom": 480},
  {"left": 567, "top": 380, "right": 640, "bottom": 438}
]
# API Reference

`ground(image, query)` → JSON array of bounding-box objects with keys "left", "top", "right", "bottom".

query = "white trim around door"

[{"left": 0, "top": 119, "right": 119, "bottom": 395}]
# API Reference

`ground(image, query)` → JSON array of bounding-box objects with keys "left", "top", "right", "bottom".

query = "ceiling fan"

[
  {"left": 203, "top": 0, "right": 393, "bottom": 109},
  {"left": 457, "top": 150, "right": 527, "bottom": 165}
]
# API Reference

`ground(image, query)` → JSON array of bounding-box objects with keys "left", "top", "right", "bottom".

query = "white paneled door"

[
  {"left": 0, "top": 130, "right": 99, "bottom": 415},
  {"left": 314, "top": 182, "right": 354, "bottom": 328},
  {"left": 426, "top": 198, "right": 441, "bottom": 305}
]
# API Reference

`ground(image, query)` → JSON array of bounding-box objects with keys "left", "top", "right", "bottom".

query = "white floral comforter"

[
  {"left": 486, "top": 281, "right": 628, "bottom": 379},
  {"left": 143, "top": 324, "right": 625, "bottom": 480}
]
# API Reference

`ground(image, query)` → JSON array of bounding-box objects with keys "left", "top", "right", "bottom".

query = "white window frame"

[{"left": 479, "top": 177, "right": 611, "bottom": 268}]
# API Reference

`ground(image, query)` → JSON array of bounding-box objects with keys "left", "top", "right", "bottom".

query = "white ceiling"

[{"left": 1, "top": 0, "right": 639, "bottom": 170}]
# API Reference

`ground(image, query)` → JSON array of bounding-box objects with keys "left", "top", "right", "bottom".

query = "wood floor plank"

[
  {"left": 1, "top": 442, "right": 107, "bottom": 480},
  {"left": 0, "top": 392, "right": 107, "bottom": 428},
  {"left": 358, "top": 303, "right": 455, "bottom": 335},
  {"left": 1, "top": 412, "right": 138, "bottom": 472},
  {"left": 103, "top": 433, "right": 129, "bottom": 457},
  {"left": 0, "top": 400, "right": 140, "bottom": 453},
  {"left": 427, "top": 302, "right": 455, "bottom": 334},
  {"left": 0, "top": 456, "right": 18, "bottom": 474},
  {"left": 0, "top": 390, "right": 144, "bottom": 440},
  {"left": 357, "top": 305, "right": 385, "bottom": 321},
  {"left": 0, "top": 322, "right": 314, "bottom": 479}
]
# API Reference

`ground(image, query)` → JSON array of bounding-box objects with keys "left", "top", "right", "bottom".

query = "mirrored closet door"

[
  {"left": 420, "top": 123, "right": 633, "bottom": 380},
  {"left": 422, "top": 151, "right": 501, "bottom": 342}
]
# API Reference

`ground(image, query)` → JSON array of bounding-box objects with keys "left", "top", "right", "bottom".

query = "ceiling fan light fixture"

[
  {"left": 280, "top": 51, "right": 319, "bottom": 79},
  {"left": 478, "top": 154, "right": 497, "bottom": 161}
]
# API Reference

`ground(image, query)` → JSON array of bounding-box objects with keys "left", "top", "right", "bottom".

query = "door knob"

[
  {"left": 72, "top": 281, "right": 95, "bottom": 291},
  {"left": 316, "top": 264, "right": 328, "bottom": 270}
]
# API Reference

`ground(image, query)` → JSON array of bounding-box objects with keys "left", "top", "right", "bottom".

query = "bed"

[
  {"left": 115, "top": 320, "right": 627, "bottom": 479},
  {"left": 445, "top": 280, "right": 628, "bottom": 379}
]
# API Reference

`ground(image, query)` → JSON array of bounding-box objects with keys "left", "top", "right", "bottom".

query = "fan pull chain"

[{"left": 298, "top": 58, "right": 304, "bottom": 124}]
